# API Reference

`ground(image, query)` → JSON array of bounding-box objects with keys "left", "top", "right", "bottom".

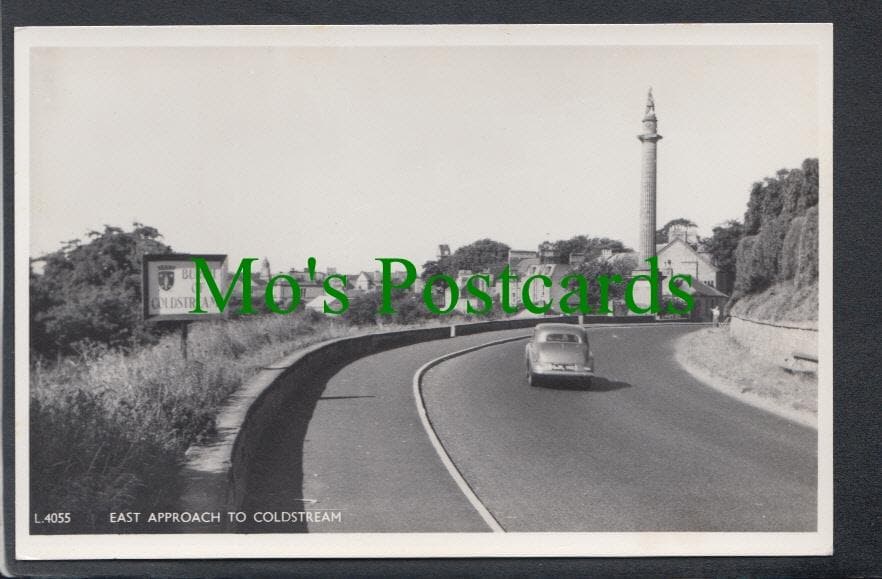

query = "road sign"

[{"left": 142, "top": 254, "right": 228, "bottom": 322}]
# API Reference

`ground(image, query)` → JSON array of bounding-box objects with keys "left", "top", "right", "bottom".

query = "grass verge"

[
  {"left": 674, "top": 327, "right": 817, "bottom": 429},
  {"left": 730, "top": 281, "right": 818, "bottom": 324},
  {"left": 30, "top": 312, "right": 457, "bottom": 528}
]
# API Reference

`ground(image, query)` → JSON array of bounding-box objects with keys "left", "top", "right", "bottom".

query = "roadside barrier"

[
  {"left": 179, "top": 314, "right": 655, "bottom": 522},
  {"left": 728, "top": 314, "right": 818, "bottom": 371}
]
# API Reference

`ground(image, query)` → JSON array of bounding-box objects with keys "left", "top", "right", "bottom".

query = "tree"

[
  {"left": 550, "top": 235, "right": 630, "bottom": 264},
  {"left": 419, "top": 259, "right": 444, "bottom": 282},
  {"left": 426, "top": 238, "right": 510, "bottom": 278},
  {"left": 342, "top": 289, "right": 433, "bottom": 326},
  {"left": 570, "top": 253, "right": 638, "bottom": 310},
  {"left": 733, "top": 159, "right": 819, "bottom": 298},
  {"left": 342, "top": 291, "right": 382, "bottom": 326},
  {"left": 655, "top": 218, "right": 697, "bottom": 245},
  {"left": 30, "top": 224, "right": 172, "bottom": 358},
  {"left": 704, "top": 219, "right": 744, "bottom": 295}
]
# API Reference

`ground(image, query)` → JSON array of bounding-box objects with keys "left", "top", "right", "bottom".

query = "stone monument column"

[
  {"left": 637, "top": 87, "right": 662, "bottom": 265},
  {"left": 630, "top": 88, "right": 664, "bottom": 314}
]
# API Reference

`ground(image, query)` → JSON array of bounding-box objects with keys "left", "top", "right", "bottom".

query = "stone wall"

[
  {"left": 729, "top": 314, "right": 818, "bottom": 370},
  {"left": 181, "top": 315, "right": 635, "bottom": 522}
]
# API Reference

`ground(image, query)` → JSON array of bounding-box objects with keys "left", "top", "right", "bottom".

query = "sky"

[{"left": 28, "top": 41, "right": 820, "bottom": 274}]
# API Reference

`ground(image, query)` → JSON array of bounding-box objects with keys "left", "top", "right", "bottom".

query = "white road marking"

[
  {"left": 412, "top": 335, "right": 530, "bottom": 533},
  {"left": 410, "top": 322, "right": 706, "bottom": 533}
]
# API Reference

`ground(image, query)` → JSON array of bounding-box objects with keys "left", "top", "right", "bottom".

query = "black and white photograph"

[{"left": 12, "top": 24, "right": 832, "bottom": 559}]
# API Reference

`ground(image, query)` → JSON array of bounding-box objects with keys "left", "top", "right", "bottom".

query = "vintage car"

[{"left": 524, "top": 323, "right": 595, "bottom": 387}]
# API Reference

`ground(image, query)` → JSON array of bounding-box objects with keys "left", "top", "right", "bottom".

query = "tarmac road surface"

[{"left": 243, "top": 324, "right": 816, "bottom": 532}]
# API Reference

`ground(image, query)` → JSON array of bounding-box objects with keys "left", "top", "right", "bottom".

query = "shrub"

[
  {"left": 30, "top": 312, "right": 352, "bottom": 528},
  {"left": 732, "top": 159, "right": 819, "bottom": 301},
  {"left": 780, "top": 214, "right": 807, "bottom": 282},
  {"left": 796, "top": 206, "right": 819, "bottom": 288},
  {"left": 30, "top": 224, "right": 172, "bottom": 360}
]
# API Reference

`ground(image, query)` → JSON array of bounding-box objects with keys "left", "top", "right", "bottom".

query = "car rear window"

[{"left": 543, "top": 333, "right": 582, "bottom": 343}]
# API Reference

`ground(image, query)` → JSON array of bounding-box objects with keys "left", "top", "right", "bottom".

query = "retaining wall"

[
  {"left": 729, "top": 314, "right": 818, "bottom": 370},
  {"left": 179, "top": 314, "right": 654, "bottom": 522}
]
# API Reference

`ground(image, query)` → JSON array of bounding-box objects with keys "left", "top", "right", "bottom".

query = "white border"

[{"left": 13, "top": 23, "right": 833, "bottom": 560}]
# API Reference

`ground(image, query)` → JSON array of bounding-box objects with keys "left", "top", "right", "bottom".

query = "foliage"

[
  {"left": 30, "top": 310, "right": 452, "bottom": 529},
  {"left": 570, "top": 253, "right": 638, "bottom": 308},
  {"left": 343, "top": 290, "right": 435, "bottom": 326},
  {"left": 422, "top": 238, "right": 510, "bottom": 279},
  {"left": 342, "top": 291, "right": 384, "bottom": 326},
  {"left": 30, "top": 224, "right": 172, "bottom": 359},
  {"left": 733, "top": 159, "right": 819, "bottom": 297},
  {"left": 705, "top": 220, "right": 744, "bottom": 274},
  {"left": 655, "top": 218, "right": 697, "bottom": 245},
  {"left": 420, "top": 259, "right": 444, "bottom": 282},
  {"left": 545, "top": 235, "right": 630, "bottom": 264}
]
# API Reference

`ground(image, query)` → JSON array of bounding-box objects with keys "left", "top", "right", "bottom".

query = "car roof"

[{"left": 534, "top": 323, "right": 585, "bottom": 334}]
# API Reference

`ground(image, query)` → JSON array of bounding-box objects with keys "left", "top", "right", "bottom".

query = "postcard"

[{"left": 12, "top": 23, "right": 832, "bottom": 559}]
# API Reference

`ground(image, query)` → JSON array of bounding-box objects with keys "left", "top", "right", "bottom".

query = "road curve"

[
  {"left": 241, "top": 328, "right": 532, "bottom": 532},
  {"left": 421, "top": 324, "right": 817, "bottom": 532}
]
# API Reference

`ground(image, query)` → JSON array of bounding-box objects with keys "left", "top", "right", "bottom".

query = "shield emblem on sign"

[{"left": 158, "top": 269, "right": 175, "bottom": 291}]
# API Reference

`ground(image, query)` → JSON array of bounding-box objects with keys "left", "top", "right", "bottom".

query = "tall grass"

[
  {"left": 730, "top": 280, "right": 818, "bottom": 325},
  {"left": 30, "top": 311, "right": 453, "bottom": 528}
]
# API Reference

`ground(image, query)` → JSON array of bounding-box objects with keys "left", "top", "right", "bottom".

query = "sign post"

[
  {"left": 142, "top": 254, "right": 228, "bottom": 360},
  {"left": 180, "top": 322, "right": 189, "bottom": 360}
]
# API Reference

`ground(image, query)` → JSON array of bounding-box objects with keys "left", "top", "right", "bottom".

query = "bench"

[{"left": 787, "top": 350, "right": 818, "bottom": 374}]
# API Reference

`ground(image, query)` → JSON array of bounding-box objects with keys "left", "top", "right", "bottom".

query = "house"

[
  {"left": 656, "top": 237, "right": 719, "bottom": 288},
  {"left": 443, "top": 269, "right": 495, "bottom": 313},
  {"left": 508, "top": 249, "right": 537, "bottom": 271},
  {"left": 669, "top": 278, "right": 728, "bottom": 321},
  {"left": 298, "top": 281, "right": 325, "bottom": 302},
  {"left": 264, "top": 267, "right": 329, "bottom": 307},
  {"left": 520, "top": 262, "right": 573, "bottom": 311},
  {"left": 354, "top": 271, "right": 376, "bottom": 292},
  {"left": 304, "top": 294, "right": 343, "bottom": 314}
]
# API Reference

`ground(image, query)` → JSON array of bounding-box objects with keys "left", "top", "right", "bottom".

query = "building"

[
  {"left": 494, "top": 249, "right": 538, "bottom": 309},
  {"left": 520, "top": 262, "right": 572, "bottom": 311},
  {"left": 354, "top": 271, "right": 378, "bottom": 292},
  {"left": 304, "top": 294, "right": 344, "bottom": 313},
  {"left": 656, "top": 237, "right": 718, "bottom": 288},
  {"left": 443, "top": 269, "right": 494, "bottom": 313},
  {"left": 668, "top": 277, "right": 728, "bottom": 321}
]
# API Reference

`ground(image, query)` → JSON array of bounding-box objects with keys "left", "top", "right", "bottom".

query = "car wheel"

[
  {"left": 583, "top": 377, "right": 593, "bottom": 389},
  {"left": 529, "top": 372, "right": 541, "bottom": 388}
]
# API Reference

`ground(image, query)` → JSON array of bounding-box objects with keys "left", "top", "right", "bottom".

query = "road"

[{"left": 243, "top": 324, "right": 816, "bottom": 532}]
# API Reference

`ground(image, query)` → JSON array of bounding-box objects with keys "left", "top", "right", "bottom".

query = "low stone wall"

[
  {"left": 583, "top": 314, "right": 658, "bottom": 324},
  {"left": 729, "top": 314, "right": 818, "bottom": 370},
  {"left": 453, "top": 316, "right": 578, "bottom": 336},
  {"left": 181, "top": 315, "right": 609, "bottom": 522},
  {"left": 452, "top": 314, "right": 658, "bottom": 336}
]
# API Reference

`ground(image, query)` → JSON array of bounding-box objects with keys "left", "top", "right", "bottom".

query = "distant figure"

[{"left": 711, "top": 306, "right": 721, "bottom": 327}]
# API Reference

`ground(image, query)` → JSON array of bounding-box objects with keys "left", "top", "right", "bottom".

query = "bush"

[
  {"left": 732, "top": 159, "right": 819, "bottom": 302},
  {"left": 30, "top": 312, "right": 354, "bottom": 528},
  {"left": 31, "top": 296, "right": 461, "bottom": 529},
  {"left": 343, "top": 290, "right": 437, "bottom": 326},
  {"left": 733, "top": 236, "right": 765, "bottom": 295},
  {"left": 796, "top": 206, "right": 819, "bottom": 288},
  {"left": 779, "top": 214, "right": 807, "bottom": 282},
  {"left": 30, "top": 224, "right": 172, "bottom": 360},
  {"left": 343, "top": 291, "right": 383, "bottom": 326}
]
